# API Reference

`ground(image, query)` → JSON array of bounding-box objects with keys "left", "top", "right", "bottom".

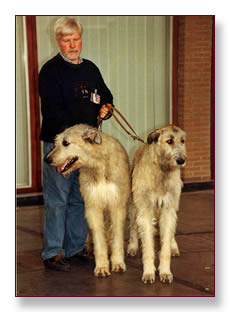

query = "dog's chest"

[
  {"left": 86, "top": 180, "right": 119, "bottom": 203},
  {"left": 149, "top": 171, "right": 182, "bottom": 207},
  {"left": 151, "top": 193, "right": 171, "bottom": 210}
]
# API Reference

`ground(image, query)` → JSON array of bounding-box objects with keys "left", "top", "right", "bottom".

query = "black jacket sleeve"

[
  {"left": 39, "top": 63, "right": 74, "bottom": 141},
  {"left": 97, "top": 73, "right": 113, "bottom": 106},
  {"left": 39, "top": 65, "right": 71, "bottom": 130},
  {"left": 95, "top": 67, "right": 114, "bottom": 120}
]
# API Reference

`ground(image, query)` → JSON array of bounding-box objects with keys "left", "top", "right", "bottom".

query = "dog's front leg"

[
  {"left": 158, "top": 207, "right": 177, "bottom": 283},
  {"left": 110, "top": 207, "right": 126, "bottom": 273},
  {"left": 137, "top": 208, "right": 156, "bottom": 283},
  {"left": 85, "top": 208, "right": 110, "bottom": 277}
]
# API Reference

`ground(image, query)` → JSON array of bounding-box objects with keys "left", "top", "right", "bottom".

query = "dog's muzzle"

[{"left": 44, "top": 155, "right": 52, "bottom": 164}]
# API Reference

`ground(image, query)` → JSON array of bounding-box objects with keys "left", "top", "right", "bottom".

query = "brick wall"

[{"left": 176, "top": 16, "right": 214, "bottom": 182}]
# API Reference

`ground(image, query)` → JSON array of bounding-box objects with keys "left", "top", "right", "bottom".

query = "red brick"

[{"left": 176, "top": 16, "right": 214, "bottom": 182}]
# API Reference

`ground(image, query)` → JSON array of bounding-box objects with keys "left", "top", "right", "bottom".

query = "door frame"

[{"left": 16, "top": 16, "right": 41, "bottom": 194}]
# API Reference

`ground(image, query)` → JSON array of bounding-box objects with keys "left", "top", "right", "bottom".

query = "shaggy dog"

[
  {"left": 127, "top": 125, "right": 187, "bottom": 283},
  {"left": 45, "top": 124, "right": 130, "bottom": 277}
]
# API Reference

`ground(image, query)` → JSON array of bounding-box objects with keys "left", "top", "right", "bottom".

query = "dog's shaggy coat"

[
  {"left": 127, "top": 125, "right": 187, "bottom": 283},
  {"left": 45, "top": 124, "right": 130, "bottom": 277}
]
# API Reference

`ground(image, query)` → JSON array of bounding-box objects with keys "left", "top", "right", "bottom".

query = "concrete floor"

[{"left": 16, "top": 190, "right": 214, "bottom": 297}]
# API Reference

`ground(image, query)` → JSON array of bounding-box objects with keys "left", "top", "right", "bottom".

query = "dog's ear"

[
  {"left": 147, "top": 130, "right": 160, "bottom": 144},
  {"left": 82, "top": 128, "right": 102, "bottom": 144}
]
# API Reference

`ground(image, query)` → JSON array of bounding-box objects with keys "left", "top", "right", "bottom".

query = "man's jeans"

[{"left": 41, "top": 142, "right": 88, "bottom": 260}]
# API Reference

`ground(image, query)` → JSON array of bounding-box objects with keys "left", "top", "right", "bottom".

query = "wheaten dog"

[
  {"left": 127, "top": 125, "right": 187, "bottom": 283},
  {"left": 45, "top": 124, "right": 130, "bottom": 277}
]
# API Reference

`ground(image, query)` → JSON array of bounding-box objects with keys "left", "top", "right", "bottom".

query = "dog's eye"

[
  {"left": 62, "top": 140, "right": 70, "bottom": 147},
  {"left": 181, "top": 139, "right": 185, "bottom": 144},
  {"left": 166, "top": 139, "right": 173, "bottom": 145}
]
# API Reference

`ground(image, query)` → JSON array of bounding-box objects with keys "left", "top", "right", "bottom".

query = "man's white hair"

[{"left": 54, "top": 17, "right": 83, "bottom": 38}]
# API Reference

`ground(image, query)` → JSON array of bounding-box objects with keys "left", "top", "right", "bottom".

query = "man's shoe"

[
  {"left": 44, "top": 252, "right": 72, "bottom": 272},
  {"left": 68, "top": 248, "right": 90, "bottom": 264}
]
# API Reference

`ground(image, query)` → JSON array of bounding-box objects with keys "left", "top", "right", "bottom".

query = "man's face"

[{"left": 56, "top": 30, "right": 82, "bottom": 64}]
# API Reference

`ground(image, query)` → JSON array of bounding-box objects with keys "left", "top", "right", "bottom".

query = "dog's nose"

[
  {"left": 44, "top": 155, "right": 52, "bottom": 164},
  {"left": 176, "top": 158, "right": 185, "bottom": 166}
]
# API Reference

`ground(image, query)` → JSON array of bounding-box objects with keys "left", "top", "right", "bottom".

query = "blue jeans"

[{"left": 41, "top": 142, "right": 88, "bottom": 260}]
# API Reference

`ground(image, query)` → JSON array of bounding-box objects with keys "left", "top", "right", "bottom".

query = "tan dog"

[
  {"left": 45, "top": 124, "right": 130, "bottom": 277},
  {"left": 127, "top": 125, "right": 187, "bottom": 283}
]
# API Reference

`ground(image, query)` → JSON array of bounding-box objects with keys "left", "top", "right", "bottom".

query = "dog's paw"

[
  {"left": 127, "top": 248, "right": 137, "bottom": 257},
  {"left": 171, "top": 248, "right": 180, "bottom": 257},
  {"left": 142, "top": 272, "right": 155, "bottom": 284},
  {"left": 171, "top": 239, "right": 180, "bottom": 257},
  {"left": 159, "top": 271, "right": 173, "bottom": 283},
  {"left": 112, "top": 262, "right": 126, "bottom": 273},
  {"left": 127, "top": 241, "right": 138, "bottom": 256},
  {"left": 94, "top": 266, "right": 111, "bottom": 277}
]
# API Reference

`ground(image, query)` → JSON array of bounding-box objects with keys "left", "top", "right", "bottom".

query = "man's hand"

[{"left": 99, "top": 104, "right": 113, "bottom": 119}]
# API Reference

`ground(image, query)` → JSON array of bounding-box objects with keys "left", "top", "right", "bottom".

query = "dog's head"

[
  {"left": 44, "top": 124, "right": 102, "bottom": 176},
  {"left": 147, "top": 125, "right": 187, "bottom": 170}
]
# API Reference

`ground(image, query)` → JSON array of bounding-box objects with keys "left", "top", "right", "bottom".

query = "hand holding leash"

[{"left": 99, "top": 104, "right": 113, "bottom": 119}]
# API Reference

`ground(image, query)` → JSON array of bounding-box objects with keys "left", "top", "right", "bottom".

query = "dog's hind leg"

[
  {"left": 85, "top": 208, "right": 111, "bottom": 277},
  {"left": 158, "top": 208, "right": 177, "bottom": 283},
  {"left": 127, "top": 221, "right": 139, "bottom": 256},
  {"left": 171, "top": 236, "right": 180, "bottom": 257},
  {"left": 137, "top": 207, "right": 156, "bottom": 283},
  {"left": 127, "top": 203, "right": 139, "bottom": 256},
  {"left": 110, "top": 206, "right": 127, "bottom": 273}
]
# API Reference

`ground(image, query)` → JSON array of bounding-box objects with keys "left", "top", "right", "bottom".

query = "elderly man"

[{"left": 39, "top": 17, "right": 113, "bottom": 271}]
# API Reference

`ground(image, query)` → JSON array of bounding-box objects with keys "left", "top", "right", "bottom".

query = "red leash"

[{"left": 98, "top": 106, "right": 145, "bottom": 144}]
